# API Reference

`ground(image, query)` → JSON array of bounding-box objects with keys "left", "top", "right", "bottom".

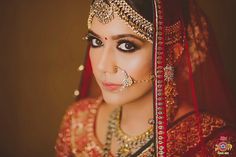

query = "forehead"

[{"left": 90, "top": 15, "right": 136, "bottom": 37}]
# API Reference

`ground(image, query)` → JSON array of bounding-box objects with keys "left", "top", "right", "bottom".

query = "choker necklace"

[{"left": 103, "top": 107, "right": 154, "bottom": 157}]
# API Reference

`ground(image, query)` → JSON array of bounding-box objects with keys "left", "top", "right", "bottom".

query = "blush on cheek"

[
  {"left": 126, "top": 63, "right": 152, "bottom": 80},
  {"left": 89, "top": 51, "right": 99, "bottom": 69},
  {"left": 117, "top": 50, "right": 152, "bottom": 80}
]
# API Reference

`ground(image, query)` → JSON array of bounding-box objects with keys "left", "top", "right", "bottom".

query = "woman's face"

[{"left": 89, "top": 15, "right": 153, "bottom": 106}]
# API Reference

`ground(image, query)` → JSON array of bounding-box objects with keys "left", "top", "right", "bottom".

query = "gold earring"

[
  {"left": 164, "top": 42, "right": 184, "bottom": 122},
  {"left": 164, "top": 65, "right": 178, "bottom": 122}
]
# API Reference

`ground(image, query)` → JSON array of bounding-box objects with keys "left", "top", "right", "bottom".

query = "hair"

[
  {"left": 91, "top": 0, "right": 154, "bottom": 23},
  {"left": 125, "top": 0, "right": 154, "bottom": 23}
]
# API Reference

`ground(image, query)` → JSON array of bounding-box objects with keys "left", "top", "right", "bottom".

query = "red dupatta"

[{"left": 75, "top": 0, "right": 236, "bottom": 156}]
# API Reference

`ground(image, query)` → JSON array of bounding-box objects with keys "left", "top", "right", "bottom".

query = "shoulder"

[
  {"left": 59, "top": 98, "right": 100, "bottom": 130},
  {"left": 60, "top": 97, "right": 102, "bottom": 122},
  {"left": 59, "top": 97, "right": 102, "bottom": 137},
  {"left": 67, "top": 97, "right": 100, "bottom": 115},
  {"left": 55, "top": 97, "right": 102, "bottom": 156}
]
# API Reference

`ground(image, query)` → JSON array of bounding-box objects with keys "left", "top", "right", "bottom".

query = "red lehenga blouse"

[{"left": 55, "top": 98, "right": 236, "bottom": 157}]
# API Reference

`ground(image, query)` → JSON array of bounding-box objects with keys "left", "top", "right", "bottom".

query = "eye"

[
  {"left": 87, "top": 36, "right": 103, "bottom": 48},
  {"left": 117, "top": 40, "right": 138, "bottom": 52}
]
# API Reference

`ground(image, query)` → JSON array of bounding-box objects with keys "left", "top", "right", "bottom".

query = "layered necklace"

[{"left": 102, "top": 107, "right": 154, "bottom": 157}]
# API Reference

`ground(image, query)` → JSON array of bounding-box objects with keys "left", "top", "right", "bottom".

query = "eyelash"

[
  {"left": 86, "top": 35, "right": 140, "bottom": 53},
  {"left": 117, "top": 40, "right": 139, "bottom": 53},
  {"left": 86, "top": 35, "right": 103, "bottom": 48}
]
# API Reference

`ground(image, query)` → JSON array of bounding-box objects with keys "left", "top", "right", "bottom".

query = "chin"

[
  {"left": 101, "top": 89, "right": 138, "bottom": 106},
  {"left": 102, "top": 91, "right": 123, "bottom": 106},
  {"left": 100, "top": 83, "right": 153, "bottom": 106}
]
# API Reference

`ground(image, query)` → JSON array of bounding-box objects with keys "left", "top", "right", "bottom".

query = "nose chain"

[{"left": 114, "top": 66, "right": 155, "bottom": 89}]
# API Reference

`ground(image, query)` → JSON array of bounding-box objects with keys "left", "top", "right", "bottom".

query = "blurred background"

[{"left": 0, "top": 0, "right": 235, "bottom": 157}]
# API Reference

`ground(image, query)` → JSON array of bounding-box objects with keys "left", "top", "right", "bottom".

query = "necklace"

[
  {"left": 102, "top": 107, "right": 120, "bottom": 157},
  {"left": 103, "top": 106, "right": 154, "bottom": 157}
]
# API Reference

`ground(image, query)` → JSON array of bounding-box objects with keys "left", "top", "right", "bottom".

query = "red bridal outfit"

[{"left": 55, "top": 0, "right": 236, "bottom": 156}]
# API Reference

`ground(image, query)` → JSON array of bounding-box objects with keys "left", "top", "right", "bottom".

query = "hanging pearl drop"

[
  {"left": 74, "top": 89, "right": 80, "bottom": 96},
  {"left": 77, "top": 65, "right": 84, "bottom": 71}
]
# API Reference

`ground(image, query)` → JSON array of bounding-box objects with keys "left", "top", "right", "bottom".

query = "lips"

[{"left": 102, "top": 82, "right": 123, "bottom": 91}]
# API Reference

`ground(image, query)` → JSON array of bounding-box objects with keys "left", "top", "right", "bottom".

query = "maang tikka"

[{"left": 88, "top": 0, "right": 154, "bottom": 43}]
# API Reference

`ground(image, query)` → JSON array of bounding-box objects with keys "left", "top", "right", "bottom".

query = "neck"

[{"left": 120, "top": 89, "right": 153, "bottom": 135}]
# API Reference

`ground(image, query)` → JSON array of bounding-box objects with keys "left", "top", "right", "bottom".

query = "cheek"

[
  {"left": 118, "top": 52, "right": 152, "bottom": 79},
  {"left": 131, "top": 57, "right": 151, "bottom": 72},
  {"left": 89, "top": 50, "right": 100, "bottom": 76}
]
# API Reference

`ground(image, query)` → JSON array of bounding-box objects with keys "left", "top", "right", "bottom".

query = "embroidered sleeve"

[
  {"left": 55, "top": 106, "right": 74, "bottom": 157},
  {"left": 55, "top": 98, "right": 99, "bottom": 157}
]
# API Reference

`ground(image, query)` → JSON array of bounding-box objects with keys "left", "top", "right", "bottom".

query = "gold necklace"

[
  {"left": 102, "top": 106, "right": 154, "bottom": 157},
  {"left": 102, "top": 107, "right": 120, "bottom": 157}
]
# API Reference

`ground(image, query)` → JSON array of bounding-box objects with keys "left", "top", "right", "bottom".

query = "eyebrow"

[{"left": 87, "top": 29, "right": 146, "bottom": 42}]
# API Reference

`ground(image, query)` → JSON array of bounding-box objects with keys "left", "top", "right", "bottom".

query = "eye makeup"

[
  {"left": 117, "top": 39, "right": 141, "bottom": 53},
  {"left": 85, "top": 33, "right": 104, "bottom": 48},
  {"left": 85, "top": 30, "right": 143, "bottom": 53}
]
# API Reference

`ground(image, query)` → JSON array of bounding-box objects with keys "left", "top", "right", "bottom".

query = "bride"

[{"left": 55, "top": 0, "right": 236, "bottom": 156}]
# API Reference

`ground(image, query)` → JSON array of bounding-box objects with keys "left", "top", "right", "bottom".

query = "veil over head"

[{"left": 76, "top": 0, "right": 236, "bottom": 156}]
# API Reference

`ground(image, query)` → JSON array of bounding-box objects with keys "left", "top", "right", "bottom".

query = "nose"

[{"left": 97, "top": 45, "right": 116, "bottom": 73}]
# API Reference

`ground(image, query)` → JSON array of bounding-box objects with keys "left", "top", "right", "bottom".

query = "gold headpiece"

[{"left": 88, "top": 0, "right": 154, "bottom": 42}]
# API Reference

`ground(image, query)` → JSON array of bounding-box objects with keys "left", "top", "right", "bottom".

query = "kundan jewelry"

[
  {"left": 103, "top": 106, "right": 154, "bottom": 157},
  {"left": 114, "top": 66, "right": 155, "bottom": 89},
  {"left": 88, "top": 0, "right": 153, "bottom": 42}
]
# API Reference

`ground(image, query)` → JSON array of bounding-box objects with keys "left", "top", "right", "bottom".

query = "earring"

[
  {"left": 164, "top": 65, "right": 178, "bottom": 122},
  {"left": 165, "top": 42, "right": 184, "bottom": 122}
]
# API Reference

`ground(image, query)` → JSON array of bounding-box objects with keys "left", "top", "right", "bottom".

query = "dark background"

[{"left": 0, "top": 0, "right": 235, "bottom": 157}]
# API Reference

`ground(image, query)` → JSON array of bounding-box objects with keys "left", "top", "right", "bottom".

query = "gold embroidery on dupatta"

[
  {"left": 167, "top": 113, "right": 226, "bottom": 156},
  {"left": 165, "top": 21, "right": 182, "bottom": 46},
  {"left": 187, "top": 1, "right": 209, "bottom": 74}
]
